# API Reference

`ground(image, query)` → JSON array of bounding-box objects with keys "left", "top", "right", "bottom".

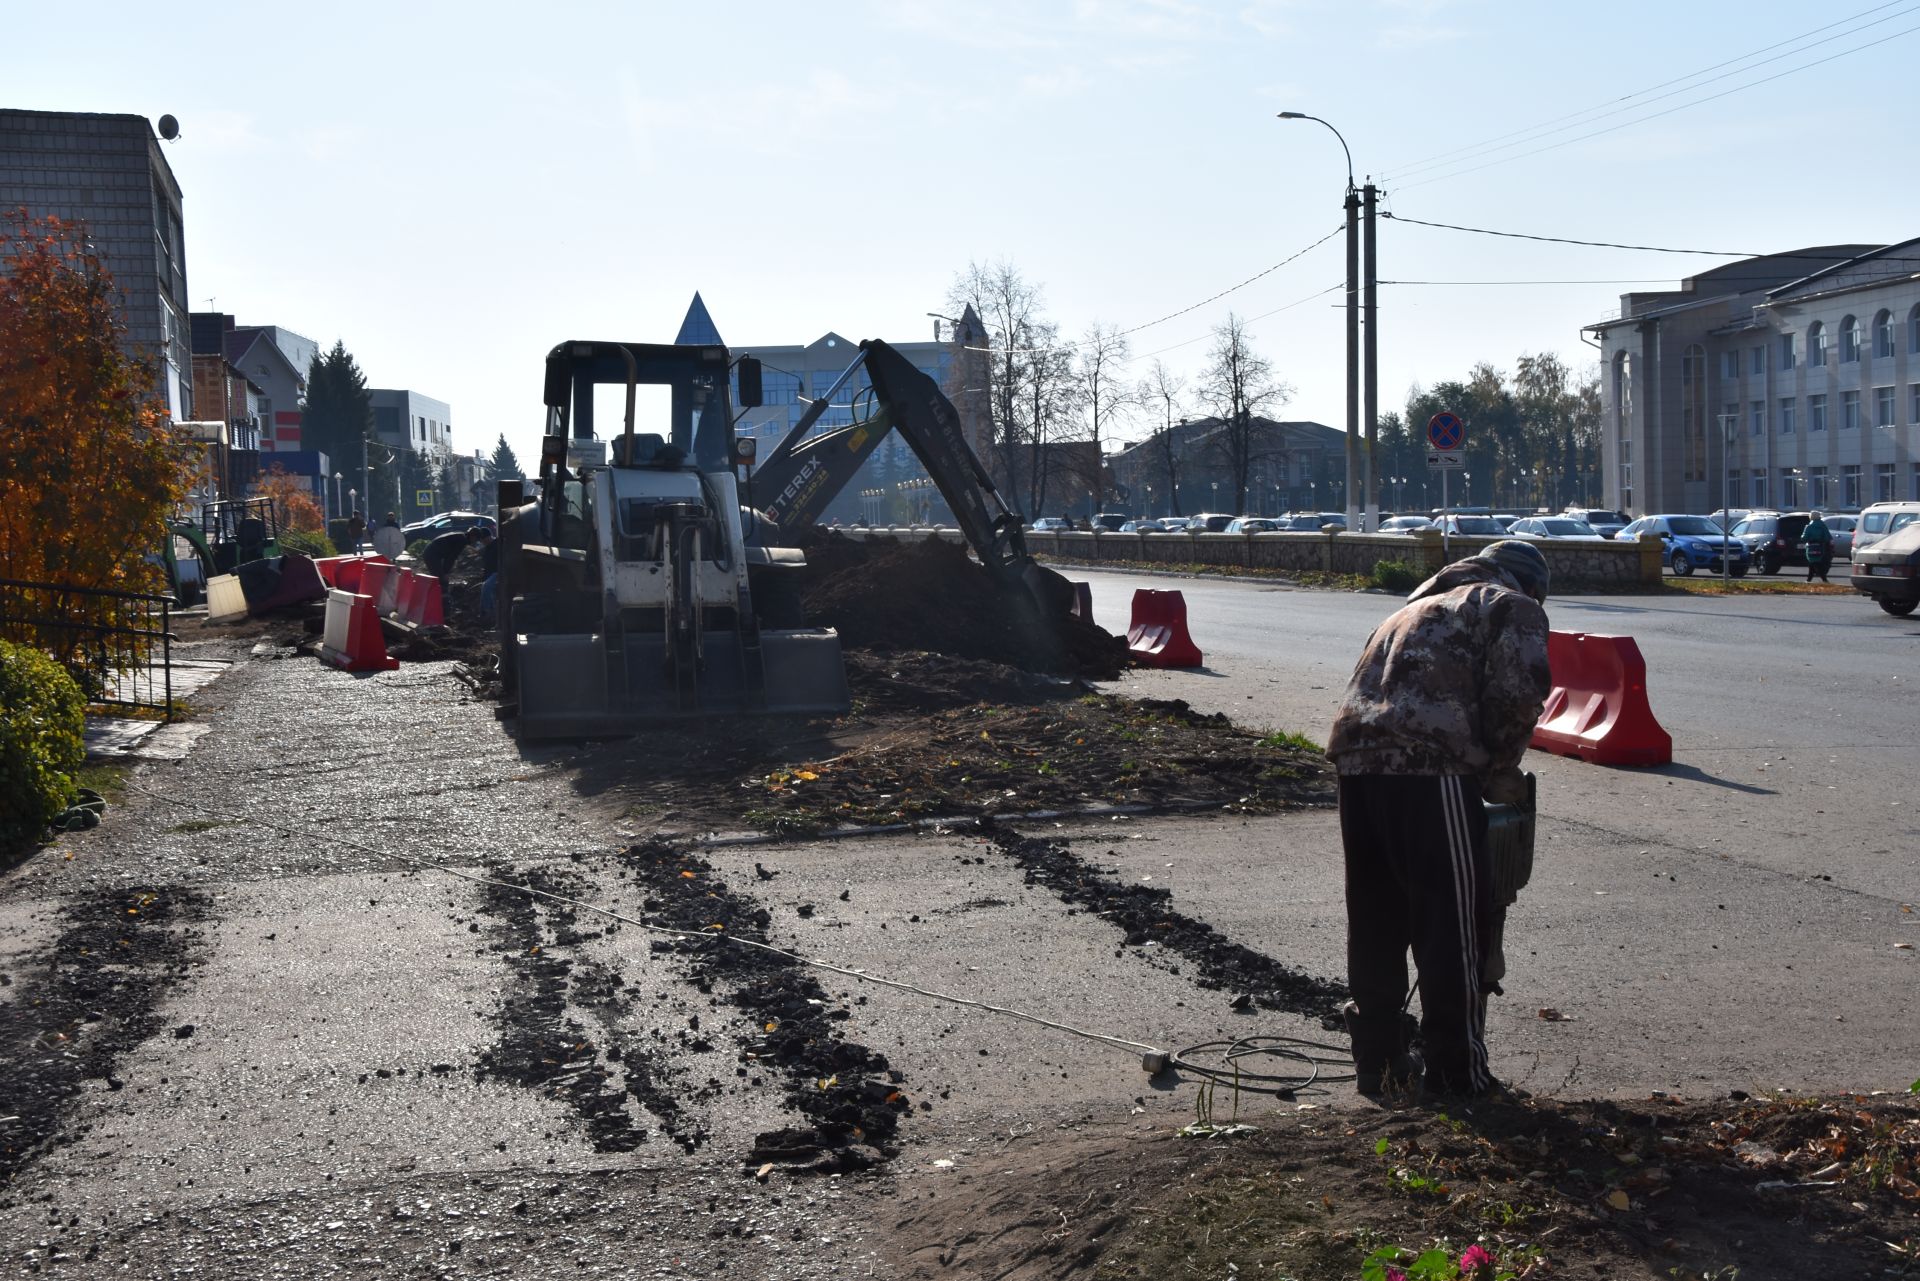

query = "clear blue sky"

[{"left": 8, "top": 1, "right": 1917, "bottom": 472}]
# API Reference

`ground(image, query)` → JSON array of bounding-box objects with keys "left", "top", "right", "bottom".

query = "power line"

[
  {"left": 1379, "top": 213, "right": 1760, "bottom": 256},
  {"left": 1395, "top": 18, "right": 1920, "bottom": 191},
  {"left": 1133, "top": 284, "right": 1345, "bottom": 361},
  {"left": 1382, "top": 1, "right": 1914, "bottom": 182},
  {"left": 962, "top": 225, "right": 1344, "bottom": 358},
  {"left": 1381, "top": 279, "right": 1681, "bottom": 286}
]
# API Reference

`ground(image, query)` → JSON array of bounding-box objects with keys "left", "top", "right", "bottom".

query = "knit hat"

[{"left": 1473, "top": 539, "right": 1550, "bottom": 603}]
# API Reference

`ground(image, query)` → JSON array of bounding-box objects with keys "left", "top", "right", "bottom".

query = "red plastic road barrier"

[
  {"left": 1529, "top": 630, "right": 1671, "bottom": 766},
  {"left": 317, "top": 589, "right": 397, "bottom": 673},
  {"left": 392, "top": 570, "right": 419, "bottom": 622},
  {"left": 1127, "top": 588, "right": 1203, "bottom": 668},
  {"left": 401, "top": 573, "right": 445, "bottom": 629},
  {"left": 331, "top": 554, "right": 389, "bottom": 595}
]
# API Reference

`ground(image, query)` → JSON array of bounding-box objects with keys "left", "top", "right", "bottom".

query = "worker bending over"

[{"left": 1327, "top": 540, "right": 1552, "bottom": 1100}]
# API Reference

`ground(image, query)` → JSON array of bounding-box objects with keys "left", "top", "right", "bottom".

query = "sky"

[{"left": 8, "top": 0, "right": 1919, "bottom": 473}]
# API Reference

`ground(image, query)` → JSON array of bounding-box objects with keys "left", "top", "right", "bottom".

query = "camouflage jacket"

[{"left": 1326, "top": 559, "right": 1551, "bottom": 778}]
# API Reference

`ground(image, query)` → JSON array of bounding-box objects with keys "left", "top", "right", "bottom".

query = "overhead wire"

[
  {"left": 1392, "top": 17, "right": 1920, "bottom": 191},
  {"left": 1377, "top": 213, "right": 1761, "bottom": 258},
  {"left": 1382, "top": 1, "right": 1918, "bottom": 183}
]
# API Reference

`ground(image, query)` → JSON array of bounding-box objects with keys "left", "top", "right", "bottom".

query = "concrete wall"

[{"left": 831, "top": 526, "right": 1663, "bottom": 589}]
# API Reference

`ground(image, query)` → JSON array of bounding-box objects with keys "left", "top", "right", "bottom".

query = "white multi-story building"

[{"left": 1589, "top": 240, "right": 1920, "bottom": 514}]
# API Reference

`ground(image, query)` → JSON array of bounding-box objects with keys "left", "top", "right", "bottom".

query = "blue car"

[{"left": 1618, "top": 514, "right": 1751, "bottom": 577}]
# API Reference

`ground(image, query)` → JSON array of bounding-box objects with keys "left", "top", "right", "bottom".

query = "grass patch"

[
  {"left": 1258, "top": 729, "right": 1323, "bottom": 753},
  {"left": 73, "top": 762, "right": 131, "bottom": 802},
  {"left": 1654, "top": 575, "right": 1853, "bottom": 597}
]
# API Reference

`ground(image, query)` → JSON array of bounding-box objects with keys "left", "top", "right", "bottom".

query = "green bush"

[
  {"left": 405, "top": 538, "right": 431, "bottom": 560},
  {"left": 326, "top": 517, "right": 352, "bottom": 550},
  {"left": 0, "top": 639, "right": 87, "bottom": 849},
  {"left": 280, "top": 528, "right": 337, "bottom": 559},
  {"left": 1370, "top": 559, "right": 1421, "bottom": 593}
]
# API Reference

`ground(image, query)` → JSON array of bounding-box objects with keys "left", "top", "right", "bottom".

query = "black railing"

[{"left": 0, "top": 578, "right": 175, "bottom": 719}]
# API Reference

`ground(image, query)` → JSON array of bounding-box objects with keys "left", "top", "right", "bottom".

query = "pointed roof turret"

[{"left": 675, "top": 292, "right": 724, "bottom": 346}]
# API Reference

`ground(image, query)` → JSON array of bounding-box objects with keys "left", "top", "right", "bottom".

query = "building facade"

[
  {"left": 370, "top": 389, "right": 454, "bottom": 456},
  {"left": 1107, "top": 416, "right": 1349, "bottom": 518},
  {"left": 0, "top": 109, "right": 192, "bottom": 418},
  {"left": 1589, "top": 241, "right": 1920, "bottom": 514},
  {"left": 191, "top": 314, "right": 316, "bottom": 452}
]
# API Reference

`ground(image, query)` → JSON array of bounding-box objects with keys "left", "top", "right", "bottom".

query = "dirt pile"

[{"left": 798, "top": 533, "right": 1129, "bottom": 679}]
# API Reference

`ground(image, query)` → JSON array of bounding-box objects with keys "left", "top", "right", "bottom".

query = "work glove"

[{"left": 1482, "top": 767, "right": 1529, "bottom": 805}]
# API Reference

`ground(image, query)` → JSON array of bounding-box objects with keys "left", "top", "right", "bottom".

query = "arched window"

[
  {"left": 1840, "top": 315, "right": 1861, "bottom": 363},
  {"left": 1808, "top": 321, "right": 1828, "bottom": 366},
  {"left": 1909, "top": 304, "right": 1920, "bottom": 354},
  {"left": 1681, "top": 345, "right": 1707, "bottom": 482},
  {"left": 1873, "top": 309, "right": 1895, "bottom": 359}
]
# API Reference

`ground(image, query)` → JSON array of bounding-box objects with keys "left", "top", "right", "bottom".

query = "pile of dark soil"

[
  {"left": 0, "top": 887, "right": 207, "bottom": 1190},
  {"left": 622, "top": 840, "right": 911, "bottom": 1171},
  {"left": 991, "top": 829, "right": 1347, "bottom": 1021},
  {"left": 733, "top": 690, "right": 1333, "bottom": 834},
  {"left": 883, "top": 1094, "right": 1920, "bottom": 1280},
  {"left": 799, "top": 533, "right": 1129, "bottom": 679}
]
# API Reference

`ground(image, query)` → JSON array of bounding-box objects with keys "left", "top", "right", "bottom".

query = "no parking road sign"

[{"left": 1426, "top": 411, "right": 1466, "bottom": 451}]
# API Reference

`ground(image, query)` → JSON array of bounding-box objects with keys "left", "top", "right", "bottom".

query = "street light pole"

[
  {"left": 1717, "top": 413, "right": 1736, "bottom": 587},
  {"left": 1279, "top": 112, "right": 1361, "bottom": 534}
]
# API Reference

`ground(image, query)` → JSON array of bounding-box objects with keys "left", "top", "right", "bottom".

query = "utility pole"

[
  {"left": 1363, "top": 182, "right": 1379, "bottom": 529},
  {"left": 1345, "top": 186, "right": 1360, "bottom": 533}
]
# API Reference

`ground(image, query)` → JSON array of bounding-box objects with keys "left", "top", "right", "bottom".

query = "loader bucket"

[{"left": 513, "top": 627, "right": 848, "bottom": 739}]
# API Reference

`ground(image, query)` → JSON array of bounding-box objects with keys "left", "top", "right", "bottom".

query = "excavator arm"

[{"left": 751, "top": 340, "right": 1042, "bottom": 591}]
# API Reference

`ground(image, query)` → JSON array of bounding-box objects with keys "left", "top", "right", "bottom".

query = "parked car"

[
  {"left": 1618, "top": 514, "right": 1750, "bottom": 576},
  {"left": 1854, "top": 501, "right": 1920, "bottom": 554},
  {"left": 1119, "top": 518, "right": 1169, "bottom": 533},
  {"left": 1824, "top": 514, "right": 1856, "bottom": 558},
  {"left": 1030, "top": 517, "right": 1074, "bottom": 532},
  {"left": 1378, "top": 515, "right": 1435, "bottom": 534},
  {"left": 1508, "top": 516, "right": 1603, "bottom": 540},
  {"left": 1728, "top": 512, "right": 1852, "bottom": 573},
  {"left": 1433, "top": 514, "right": 1508, "bottom": 537},
  {"left": 1090, "top": 512, "right": 1131, "bottom": 531},
  {"left": 401, "top": 511, "right": 496, "bottom": 542},
  {"left": 1848, "top": 520, "right": 1920, "bottom": 615},
  {"left": 1562, "top": 507, "right": 1631, "bottom": 539},
  {"left": 1183, "top": 513, "right": 1236, "bottom": 532},
  {"left": 1224, "top": 517, "right": 1281, "bottom": 533}
]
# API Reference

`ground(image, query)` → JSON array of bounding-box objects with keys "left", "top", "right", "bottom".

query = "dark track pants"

[{"left": 1338, "top": 773, "right": 1494, "bottom": 1093}]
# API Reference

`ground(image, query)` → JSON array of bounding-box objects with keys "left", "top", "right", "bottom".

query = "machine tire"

[
  {"left": 1878, "top": 596, "right": 1918, "bottom": 616},
  {"left": 1731, "top": 566, "right": 1748, "bottom": 578},
  {"left": 1671, "top": 551, "right": 1694, "bottom": 576},
  {"left": 1759, "top": 552, "right": 1780, "bottom": 574}
]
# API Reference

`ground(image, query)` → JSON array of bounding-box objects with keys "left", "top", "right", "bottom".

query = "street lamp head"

[{"left": 1277, "top": 111, "right": 1306, "bottom": 120}]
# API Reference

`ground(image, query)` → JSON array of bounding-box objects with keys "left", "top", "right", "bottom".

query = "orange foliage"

[
  {"left": 253, "top": 465, "right": 326, "bottom": 534},
  {"left": 0, "top": 211, "right": 192, "bottom": 592}
]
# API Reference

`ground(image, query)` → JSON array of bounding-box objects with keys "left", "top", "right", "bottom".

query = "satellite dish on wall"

[{"left": 157, "top": 115, "right": 180, "bottom": 141}]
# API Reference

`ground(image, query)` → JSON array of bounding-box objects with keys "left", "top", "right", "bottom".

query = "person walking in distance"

[
  {"left": 1802, "top": 510, "right": 1833, "bottom": 583},
  {"left": 1327, "top": 540, "right": 1553, "bottom": 1099}
]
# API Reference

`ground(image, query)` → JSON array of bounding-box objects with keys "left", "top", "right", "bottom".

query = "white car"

[{"left": 1378, "top": 516, "right": 1435, "bottom": 534}]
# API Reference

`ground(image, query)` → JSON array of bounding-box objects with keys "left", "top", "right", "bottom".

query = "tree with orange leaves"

[
  {"left": 0, "top": 210, "right": 192, "bottom": 594},
  {"left": 252, "top": 464, "right": 326, "bottom": 534}
]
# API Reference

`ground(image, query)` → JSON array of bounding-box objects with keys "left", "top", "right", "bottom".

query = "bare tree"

[
  {"left": 1022, "top": 323, "right": 1077, "bottom": 518},
  {"left": 1197, "top": 313, "right": 1292, "bottom": 513},
  {"left": 1066, "top": 322, "right": 1136, "bottom": 514},
  {"left": 948, "top": 260, "right": 1043, "bottom": 507},
  {"left": 1141, "top": 359, "right": 1186, "bottom": 517}
]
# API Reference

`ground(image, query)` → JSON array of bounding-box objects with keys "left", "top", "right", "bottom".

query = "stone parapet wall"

[{"left": 828, "top": 526, "right": 1663, "bottom": 589}]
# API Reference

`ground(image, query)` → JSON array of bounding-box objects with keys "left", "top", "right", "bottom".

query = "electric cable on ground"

[{"left": 122, "top": 781, "right": 1347, "bottom": 1092}]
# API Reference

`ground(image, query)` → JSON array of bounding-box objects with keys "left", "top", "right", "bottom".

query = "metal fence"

[{"left": 0, "top": 578, "right": 175, "bottom": 719}]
